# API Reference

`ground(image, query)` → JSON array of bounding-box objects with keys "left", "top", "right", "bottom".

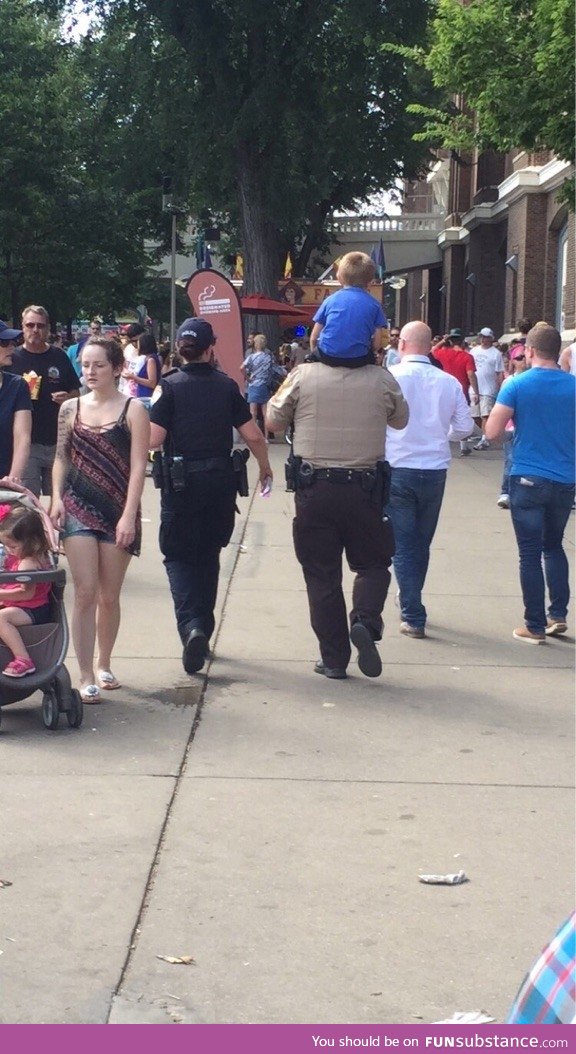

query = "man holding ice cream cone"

[{"left": 10, "top": 305, "right": 80, "bottom": 497}]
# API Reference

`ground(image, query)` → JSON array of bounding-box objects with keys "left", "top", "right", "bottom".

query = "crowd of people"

[
  {"left": 0, "top": 260, "right": 573, "bottom": 697},
  {"left": 266, "top": 253, "right": 574, "bottom": 672}
]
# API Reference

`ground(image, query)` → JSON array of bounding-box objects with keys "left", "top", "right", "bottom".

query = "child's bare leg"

[{"left": 0, "top": 608, "right": 33, "bottom": 659}]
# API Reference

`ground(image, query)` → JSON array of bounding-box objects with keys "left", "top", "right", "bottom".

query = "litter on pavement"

[
  {"left": 418, "top": 869, "right": 469, "bottom": 885},
  {"left": 433, "top": 1012, "right": 495, "bottom": 1024}
]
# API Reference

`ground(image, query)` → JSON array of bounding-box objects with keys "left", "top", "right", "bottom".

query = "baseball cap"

[
  {"left": 176, "top": 317, "right": 215, "bottom": 350},
  {"left": 479, "top": 327, "right": 494, "bottom": 338},
  {"left": 0, "top": 320, "right": 23, "bottom": 341},
  {"left": 449, "top": 328, "right": 463, "bottom": 338}
]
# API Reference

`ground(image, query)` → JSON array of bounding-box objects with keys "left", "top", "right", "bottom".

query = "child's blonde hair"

[
  {"left": 0, "top": 506, "right": 50, "bottom": 559},
  {"left": 336, "top": 252, "right": 376, "bottom": 288}
]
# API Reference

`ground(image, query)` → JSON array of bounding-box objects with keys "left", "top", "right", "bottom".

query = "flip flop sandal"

[
  {"left": 80, "top": 684, "right": 101, "bottom": 704},
  {"left": 97, "top": 670, "right": 121, "bottom": 690}
]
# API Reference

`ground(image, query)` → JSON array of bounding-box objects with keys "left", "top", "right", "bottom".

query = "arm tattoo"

[{"left": 55, "top": 401, "right": 74, "bottom": 463}]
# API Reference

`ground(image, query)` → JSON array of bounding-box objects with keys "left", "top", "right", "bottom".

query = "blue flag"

[{"left": 370, "top": 239, "right": 386, "bottom": 280}]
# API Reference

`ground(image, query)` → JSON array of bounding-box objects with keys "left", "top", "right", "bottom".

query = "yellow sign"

[{"left": 278, "top": 278, "right": 384, "bottom": 307}]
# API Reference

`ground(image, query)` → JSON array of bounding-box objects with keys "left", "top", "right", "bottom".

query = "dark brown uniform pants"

[{"left": 293, "top": 479, "right": 394, "bottom": 670}]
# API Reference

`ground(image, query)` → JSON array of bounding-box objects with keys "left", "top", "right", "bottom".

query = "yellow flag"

[{"left": 284, "top": 253, "right": 293, "bottom": 278}]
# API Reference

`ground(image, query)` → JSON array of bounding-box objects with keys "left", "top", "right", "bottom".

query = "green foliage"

[
  {"left": 80, "top": 0, "right": 437, "bottom": 290},
  {"left": 407, "top": 0, "right": 575, "bottom": 165},
  {"left": 5, "top": 0, "right": 436, "bottom": 321},
  {"left": 0, "top": 0, "right": 157, "bottom": 321}
]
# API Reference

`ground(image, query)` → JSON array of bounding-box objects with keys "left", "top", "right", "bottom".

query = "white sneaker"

[
  {"left": 497, "top": 493, "right": 510, "bottom": 509},
  {"left": 474, "top": 438, "right": 490, "bottom": 450}
]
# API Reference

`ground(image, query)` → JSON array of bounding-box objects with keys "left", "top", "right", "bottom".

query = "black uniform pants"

[
  {"left": 293, "top": 479, "right": 394, "bottom": 670},
  {"left": 159, "top": 470, "right": 237, "bottom": 642}
]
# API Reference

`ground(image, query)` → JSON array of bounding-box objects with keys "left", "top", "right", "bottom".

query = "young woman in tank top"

[{"left": 50, "top": 335, "right": 150, "bottom": 702}]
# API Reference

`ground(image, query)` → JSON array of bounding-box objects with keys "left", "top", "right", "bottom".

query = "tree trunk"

[
  {"left": 295, "top": 200, "right": 331, "bottom": 277},
  {"left": 237, "top": 146, "right": 283, "bottom": 351}
]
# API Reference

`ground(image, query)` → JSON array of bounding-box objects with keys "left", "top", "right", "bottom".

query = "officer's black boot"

[
  {"left": 350, "top": 621, "right": 382, "bottom": 678},
  {"left": 182, "top": 627, "right": 209, "bottom": 674}
]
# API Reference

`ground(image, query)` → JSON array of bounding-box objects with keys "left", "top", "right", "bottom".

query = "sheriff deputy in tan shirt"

[{"left": 266, "top": 352, "right": 408, "bottom": 682}]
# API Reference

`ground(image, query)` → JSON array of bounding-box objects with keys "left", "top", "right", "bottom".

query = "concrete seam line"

[
  {"left": 108, "top": 482, "right": 259, "bottom": 1019},
  {"left": 175, "top": 775, "right": 576, "bottom": 791}
]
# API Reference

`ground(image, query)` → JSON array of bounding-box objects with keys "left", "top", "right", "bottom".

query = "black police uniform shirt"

[
  {"left": 150, "top": 362, "right": 251, "bottom": 458},
  {"left": 0, "top": 371, "right": 32, "bottom": 476},
  {"left": 10, "top": 346, "right": 79, "bottom": 446}
]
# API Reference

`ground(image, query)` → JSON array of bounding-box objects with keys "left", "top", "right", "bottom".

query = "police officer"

[
  {"left": 149, "top": 318, "right": 272, "bottom": 674},
  {"left": 266, "top": 346, "right": 408, "bottom": 680}
]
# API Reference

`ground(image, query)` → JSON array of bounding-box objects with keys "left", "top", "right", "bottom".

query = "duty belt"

[
  {"left": 184, "top": 457, "right": 232, "bottom": 473},
  {"left": 286, "top": 457, "right": 389, "bottom": 506},
  {"left": 313, "top": 466, "right": 375, "bottom": 484}
]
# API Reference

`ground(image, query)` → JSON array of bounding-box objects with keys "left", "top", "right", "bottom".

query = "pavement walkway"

[{"left": 1, "top": 442, "right": 574, "bottom": 1024}]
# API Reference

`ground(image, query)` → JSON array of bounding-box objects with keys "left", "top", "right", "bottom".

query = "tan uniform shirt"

[{"left": 267, "top": 362, "right": 409, "bottom": 469}]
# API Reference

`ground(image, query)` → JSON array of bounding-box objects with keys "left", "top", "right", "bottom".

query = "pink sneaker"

[{"left": 3, "top": 656, "right": 36, "bottom": 677}]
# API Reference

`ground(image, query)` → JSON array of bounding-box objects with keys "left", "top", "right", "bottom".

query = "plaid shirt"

[{"left": 507, "top": 912, "right": 575, "bottom": 1024}]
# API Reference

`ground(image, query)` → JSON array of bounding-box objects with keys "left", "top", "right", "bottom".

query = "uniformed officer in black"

[{"left": 149, "top": 318, "right": 272, "bottom": 674}]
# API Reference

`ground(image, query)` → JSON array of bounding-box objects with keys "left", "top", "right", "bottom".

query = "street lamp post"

[
  {"left": 170, "top": 209, "right": 177, "bottom": 354},
  {"left": 162, "top": 176, "right": 182, "bottom": 354},
  {"left": 387, "top": 276, "right": 407, "bottom": 327}
]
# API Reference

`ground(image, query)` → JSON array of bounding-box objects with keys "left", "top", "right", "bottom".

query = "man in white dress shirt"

[{"left": 385, "top": 321, "right": 474, "bottom": 638}]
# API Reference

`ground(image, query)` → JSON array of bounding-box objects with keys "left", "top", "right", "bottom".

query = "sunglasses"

[
  {"left": 24, "top": 322, "right": 47, "bottom": 329},
  {"left": 0, "top": 340, "right": 16, "bottom": 348}
]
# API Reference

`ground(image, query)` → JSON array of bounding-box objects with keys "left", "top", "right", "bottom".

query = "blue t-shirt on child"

[
  {"left": 496, "top": 367, "right": 576, "bottom": 484},
  {"left": 313, "top": 287, "right": 387, "bottom": 359}
]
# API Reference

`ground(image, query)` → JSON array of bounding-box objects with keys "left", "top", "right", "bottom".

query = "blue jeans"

[
  {"left": 385, "top": 468, "right": 447, "bottom": 629},
  {"left": 509, "top": 474, "right": 575, "bottom": 632}
]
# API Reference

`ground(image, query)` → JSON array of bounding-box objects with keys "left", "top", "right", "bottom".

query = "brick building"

[{"left": 398, "top": 148, "right": 575, "bottom": 344}]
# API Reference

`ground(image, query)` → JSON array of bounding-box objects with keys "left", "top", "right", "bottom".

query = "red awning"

[{"left": 240, "top": 294, "right": 311, "bottom": 320}]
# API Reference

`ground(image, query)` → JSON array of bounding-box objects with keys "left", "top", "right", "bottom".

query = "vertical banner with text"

[{"left": 186, "top": 269, "right": 245, "bottom": 390}]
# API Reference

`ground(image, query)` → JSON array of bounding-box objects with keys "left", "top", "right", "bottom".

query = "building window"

[{"left": 556, "top": 223, "right": 568, "bottom": 332}]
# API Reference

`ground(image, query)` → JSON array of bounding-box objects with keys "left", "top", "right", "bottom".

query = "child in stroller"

[
  {"left": 0, "top": 485, "right": 82, "bottom": 730},
  {"left": 0, "top": 504, "right": 52, "bottom": 677}
]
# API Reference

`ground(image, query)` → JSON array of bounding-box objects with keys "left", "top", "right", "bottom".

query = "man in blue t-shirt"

[
  {"left": 66, "top": 318, "right": 102, "bottom": 379},
  {"left": 486, "top": 324, "right": 575, "bottom": 644},
  {"left": 310, "top": 252, "right": 387, "bottom": 364}
]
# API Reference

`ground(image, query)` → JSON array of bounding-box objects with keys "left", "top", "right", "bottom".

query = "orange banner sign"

[{"left": 186, "top": 270, "right": 245, "bottom": 390}]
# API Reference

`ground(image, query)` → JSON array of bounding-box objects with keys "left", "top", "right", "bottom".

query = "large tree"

[
  {"left": 406, "top": 0, "right": 574, "bottom": 194},
  {"left": 63, "top": 0, "right": 435, "bottom": 297},
  {"left": 0, "top": 0, "right": 158, "bottom": 322}
]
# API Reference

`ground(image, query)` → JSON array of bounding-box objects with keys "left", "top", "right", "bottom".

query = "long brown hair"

[{"left": 0, "top": 506, "right": 50, "bottom": 559}]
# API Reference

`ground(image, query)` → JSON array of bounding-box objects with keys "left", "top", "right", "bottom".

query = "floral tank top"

[{"left": 63, "top": 398, "right": 141, "bottom": 556}]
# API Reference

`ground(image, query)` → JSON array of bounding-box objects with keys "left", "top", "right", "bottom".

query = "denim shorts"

[
  {"left": 60, "top": 511, "right": 115, "bottom": 546},
  {"left": 247, "top": 383, "right": 271, "bottom": 404}
]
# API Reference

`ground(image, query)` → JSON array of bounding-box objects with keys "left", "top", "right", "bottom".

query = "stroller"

[{"left": 0, "top": 484, "right": 82, "bottom": 731}]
